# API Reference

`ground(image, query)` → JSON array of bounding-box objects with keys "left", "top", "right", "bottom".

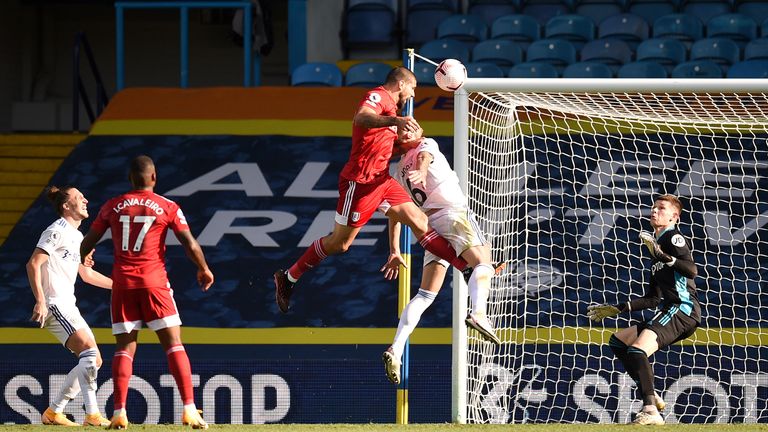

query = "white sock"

[
  {"left": 391, "top": 289, "right": 436, "bottom": 360},
  {"left": 76, "top": 348, "right": 100, "bottom": 415},
  {"left": 52, "top": 366, "right": 81, "bottom": 413},
  {"left": 184, "top": 403, "right": 198, "bottom": 412},
  {"left": 468, "top": 263, "right": 494, "bottom": 316}
]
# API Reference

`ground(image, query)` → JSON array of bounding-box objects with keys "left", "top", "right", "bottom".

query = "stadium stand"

[
  {"left": 341, "top": 0, "right": 399, "bottom": 59},
  {"left": 744, "top": 38, "right": 768, "bottom": 60},
  {"left": 617, "top": 60, "right": 669, "bottom": 76},
  {"left": 436, "top": 14, "right": 489, "bottom": 47},
  {"left": 508, "top": 61, "right": 560, "bottom": 77},
  {"left": 291, "top": 62, "right": 344, "bottom": 87},
  {"left": 636, "top": 37, "right": 688, "bottom": 73},
  {"left": 472, "top": 39, "right": 524, "bottom": 66},
  {"left": 419, "top": 38, "right": 471, "bottom": 63},
  {"left": 680, "top": 0, "right": 733, "bottom": 25},
  {"left": 562, "top": 61, "right": 614, "bottom": 77},
  {"left": 727, "top": 58, "right": 768, "bottom": 76},
  {"left": 520, "top": 0, "right": 572, "bottom": 26},
  {"left": 598, "top": 13, "right": 650, "bottom": 49},
  {"left": 405, "top": 0, "right": 459, "bottom": 46},
  {"left": 545, "top": 14, "right": 595, "bottom": 49},
  {"left": 413, "top": 61, "right": 438, "bottom": 85},
  {"left": 580, "top": 38, "right": 633, "bottom": 72},
  {"left": 706, "top": 13, "right": 757, "bottom": 48},
  {"left": 525, "top": 38, "right": 578, "bottom": 72},
  {"left": 468, "top": 0, "right": 517, "bottom": 26},
  {"left": 344, "top": 62, "right": 392, "bottom": 87},
  {"left": 735, "top": 0, "right": 768, "bottom": 26},
  {"left": 627, "top": 0, "right": 678, "bottom": 25},
  {"left": 653, "top": 13, "right": 704, "bottom": 48},
  {"left": 671, "top": 59, "right": 725, "bottom": 76},
  {"left": 689, "top": 37, "right": 740, "bottom": 73},
  {"left": 491, "top": 14, "right": 541, "bottom": 48},
  {"left": 466, "top": 61, "right": 506, "bottom": 76},
  {"left": 574, "top": 0, "right": 624, "bottom": 27}
]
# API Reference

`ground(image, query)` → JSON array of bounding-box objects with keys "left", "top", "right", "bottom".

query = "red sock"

[
  {"left": 418, "top": 229, "right": 468, "bottom": 270},
  {"left": 166, "top": 344, "right": 194, "bottom": 405},
  {"left": 287, "top": 239, "right": 328, "bottom": 280},
  {"left": 112, "top": 350, "right": 133, "bottom": 411}
]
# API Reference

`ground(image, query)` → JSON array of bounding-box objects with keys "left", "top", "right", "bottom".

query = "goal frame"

[{"left": 451, "top": 78, "right": 768, "bottom": 424}]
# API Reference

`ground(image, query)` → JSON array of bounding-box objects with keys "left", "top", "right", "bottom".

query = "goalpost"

[{"left": 452, "top": 78, "right": 768, "bottom": 424}]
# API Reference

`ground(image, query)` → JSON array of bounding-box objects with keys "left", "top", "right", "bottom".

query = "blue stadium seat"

[
  {"left": 735, "top": 1, "right": 768, "bottom": 27},
  {"left": 706, "top": 13, "right": 757, "bottom": 48},
  {"left": 508, "top": 61, "right": 560, "bottom": 77},
  {"left": 344, "top": 62, "right": 392, "bottom": 87},
  {"left": 727, "top": 59, "right": 768, "bottom": 77},
  {"left": 437, "top": 14, "right": 489, "bottom": 46},
  {"left": 763, "top": 17, "right": 768, "bottom": 38},
  {"left": 545, "top": 14, "right": 595, "bottom": 49},
  {"left": 680, "top": 0, "right": 732, "bottom": 25},
  {"left": 413, "top": 61, "right": 438, "bottom": 85},
  {"left": 574, "top": 0, "right": 624, "bottom": 27},
  {"left": 406, "top": 0, "right": 459, "bottom": 46},
  {"left": 525, "top": 38, "right": 578, "bottom": 71},
  {"left": 520, "top": 0, "right": 572, "bottom": 26},
  {"left": 598, "top": 13, "right": 650, "bottom": 49},
  {"left": 468, "top": 0, "right": 517, "bottom": 27},
  {"left": 744, "top": 38, "right": 768, "bottom": 60},
  {"left": 690, "top": 37, "right": 740, "bottom": 73},
  {"left": 580, "top": 38, "right": 633, "bottom": 72},
  {"left": 419, "top": 38, "right": 471, "bottom": 63},
  {"left": 472, "top": 39, "right": 524, "bottom": 66},
  {"left": 627, "top": 0, "right": 678, "bottom": 25},
  {"left": 636, "top": 37, "right": 687, "bottom": 73},
  {"left": 342, "top": 0, "right": 399, "bottom": 59},
  {"left": 491, "top": 14, "right": 541, "bottom": 48},
  {"left": 562, "top": 61, "right": 614, "bottom": 77},
  {"left": 291, "top": 62, "right": 343, "bottom": 87},
  {"left": 653, "top": 14, "right": 703, "bottom": 48},
  {"left": 466, "top": 62, "right": 506, "bottom": 77},
  {"left": 617, "top": 60, "right": 669, "bottom": 77},
  {"left": 671, "top": 59, "right": 724, "bottom": 76}
]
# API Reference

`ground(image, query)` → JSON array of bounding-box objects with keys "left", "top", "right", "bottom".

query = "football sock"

[
  {"left": 391, "top": 289, "right": 437, "bottom": 360},
  {"left": 166, "top": 344, "right": 195, "bottom": 405},
  {"left": 76, "top": 348, "right": 100, "bottom": 415},
  {"left": 418, "top": 229, "right": 468, "bottom": 270},
  {"left": 608, "top": 335, "right": 641, "bottom": 384},
  {"left": 626, "top": 347, "right": 657, "bottom": 406},
  {"left": 112, "top": 350, "right": 134, "bottom": 411},
  {"left": 468, "top": 263, "right": 494, "bottom": 316},
  {"left": 52, "top": 366, "right": 81, "bottom": 413},
  {"left": 288, "top": 239, "right": 328, "bottom": 281}
]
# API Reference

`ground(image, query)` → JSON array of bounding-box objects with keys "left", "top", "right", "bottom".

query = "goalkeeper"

[
  {"left": 587, "top": 194, "right": 700, "bottom": 426},
  {"left": 379, "top": 130, "right": 503, "bottom": 385}
]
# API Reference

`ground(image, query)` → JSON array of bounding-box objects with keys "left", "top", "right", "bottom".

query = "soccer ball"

[{"left": 434, "top": 59, "right": 467, "bottom": 92}]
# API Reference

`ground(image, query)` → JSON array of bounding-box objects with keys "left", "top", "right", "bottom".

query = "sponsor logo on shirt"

[{"left": 672, "top": 234, "right": 685, "bottom": 247}]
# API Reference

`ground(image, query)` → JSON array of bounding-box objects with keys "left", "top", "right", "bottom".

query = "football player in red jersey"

[
  {"left": 80, "top": 155, "right": 213, "bottom": 429},
  {"left": 274, "top": 66, "right": 470, "bottom": 313}
]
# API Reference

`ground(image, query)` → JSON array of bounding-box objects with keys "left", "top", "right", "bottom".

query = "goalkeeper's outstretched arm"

[{"left": 615, "top": 281, "right": 662, "bottom": 313}]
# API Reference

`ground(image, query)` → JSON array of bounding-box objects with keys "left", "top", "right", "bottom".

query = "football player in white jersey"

[
  {"left": 379, "top": 131, "right": 501, "bottom": 384},
  {"left": 27, "top": 186, "right": 112, "bottom": 426}
]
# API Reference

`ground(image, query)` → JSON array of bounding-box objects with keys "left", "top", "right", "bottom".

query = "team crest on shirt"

[
  {"left": 351, "top": 212, "right": 360, "bottom": 223},
  {"left": 672, "top": 234, "right": 685, "bottom": 247},
  {"left": 45, "top": 231, "right": 60, "bottom": 245},
  {"left": 365, "top": 92, "right": 381, "bottom": 107}
]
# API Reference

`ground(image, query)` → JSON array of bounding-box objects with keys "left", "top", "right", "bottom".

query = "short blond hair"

[{"left": 656, "top": 194, "right": 683, "bottom": 216}]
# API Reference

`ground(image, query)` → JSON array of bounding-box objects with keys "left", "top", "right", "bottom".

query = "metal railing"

[
  {"left": 115, "top": 1, "right": 257, "bottom": 90},
  {"left": 72, "top": 31, "right": 109, "bottom": 132}
]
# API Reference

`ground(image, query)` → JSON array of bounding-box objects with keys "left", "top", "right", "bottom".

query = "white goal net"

[{"left": 452, "top": 79, "right": 768, "bottom": 424}]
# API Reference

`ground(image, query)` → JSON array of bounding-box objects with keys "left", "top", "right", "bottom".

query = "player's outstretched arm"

[
  {"left": 381, "top": 219, "right": 406, "bottom": 281},
  {"left": 639, "top": 231, "right": 697, "bottom": 278},
  {"left": 176, "top": 230, "right": 214, "bottom": 291}
]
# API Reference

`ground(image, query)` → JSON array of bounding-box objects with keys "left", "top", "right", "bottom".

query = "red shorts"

[
  {"left": 110, "top": 287, "right": 181, "bottom": 335},
  {"left": 336, "top": 176, "right": 411, "bottom": 227}
]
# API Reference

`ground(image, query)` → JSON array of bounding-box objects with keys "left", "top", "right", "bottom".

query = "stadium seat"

[
  {"left": 508, "top": 61, "right": 560, "bottom": 77},
  {"left": 744, "top": 38, "right": 768, "bottom": 60},
  {"left": 344, "top": 62, "right": 392, "bottom": 87},
  {"left": 468, "top": 0, "right": 517, "bottom": 27},
  {"left": 727, "top": 59, "right": 768, "bottom": 77},
  {"left": 419, "top": 38, "right": 471, "bottom": 63},
  {"left": 636, "top": 37, "right": 687, "bottom": 73},
  {"left": 680, "top": 0, "right": 733, "bottom": 25},
  {"left": 520, "top": 0, "right": 572, "bottom": 26},
  {"left": 291, "top": 62, "right": 343, "bottom": 87},
  {"left": 342, "top": 0, "right": 399, "bottom": 59},
  {"left": 437, "top": 14, "right": 489, "bottom": 46},
  {"left": 735, "top": 1, "right": 768, "bottom": 27},
  {"left": 671, "top": 59, "right": 724, "bottom": 76},
  {"left": 405, "top": 0, "right": 459, "bottom": 46},
  {"left": 466, "top": 61, "right": 506, "bottom": 77},
  {"left": 545, "top": 14, "right": 595, "bottom": 49},
  {"left": 598, "top": 13, "right": 650, "bottom": 50},
  {"left": 413, "top": 61, "right": 438, "bottom": 85},
  {"left": 617, "top": 60, "right": 669, "bottom": 77},
  {"left": 574, "top": 0, "right": 624, "bottom": 27},
  {"left": 690, "top": 37, "right": 740, "bottom": 73},
  {"left": 472, "top": 39, "right": 524, "bottom": 67},
  {"left": 706, "top": 14, "right": 757, "bottom": 48},
  {"left": 491, "top": 14, "right": 541, "bottom": 49},
  {"left": 525, "top": 38, "right": 578, "bottom": 72},
  {"left": 580, "top": 38, "right": 633, "bottom": 73},
  {"left": 653, "top": 14, "right": 704, "bottom": 48},
  {"left": 627, "top": 0, "right": 678, "bottom": 25},
  {"left": 562, "top": 61, "right": 614, "bottom": 77}
]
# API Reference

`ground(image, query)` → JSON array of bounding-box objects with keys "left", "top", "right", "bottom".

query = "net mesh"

[{"left": 463, "top": 90, "right": 768, "bottom": 424}]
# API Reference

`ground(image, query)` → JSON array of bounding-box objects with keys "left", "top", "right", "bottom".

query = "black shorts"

[{"left": 636, "top": 304, "right": 699, "bottom": 350}]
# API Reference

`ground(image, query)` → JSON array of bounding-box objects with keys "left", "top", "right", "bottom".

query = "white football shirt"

[
  {"left": 35, "top": 218, "right": 83, "bottom": 307},
  {"left": 394, "top": 138, "right": 466, "bottom": 211}
]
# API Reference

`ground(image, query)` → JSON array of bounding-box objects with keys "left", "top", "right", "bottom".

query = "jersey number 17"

[{"left": 119, "top": 215, "right": 157, "bottom": 252}]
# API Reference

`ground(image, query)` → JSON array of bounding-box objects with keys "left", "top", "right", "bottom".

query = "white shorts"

[
  {"left": 423, "top": 207, "right": 487, "bottom": 267},
  {"left": 45, "top": 303, "right": 94, "bottom": 348}
]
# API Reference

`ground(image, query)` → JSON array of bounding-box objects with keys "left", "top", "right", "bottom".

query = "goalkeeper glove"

[
  {"left": 587, "top": 304, "right": 621, "bottom": 321},
  {"left": 639, "top": 231, "right": 676, "bottom": 265}
]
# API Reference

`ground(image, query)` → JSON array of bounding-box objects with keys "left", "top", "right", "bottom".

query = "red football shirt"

[
  {"left": 90, "top": 189, "right": 189, "bottom": 290},
  {"left": 340, "top": 86, "right": 399, "bottom": 184}
]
